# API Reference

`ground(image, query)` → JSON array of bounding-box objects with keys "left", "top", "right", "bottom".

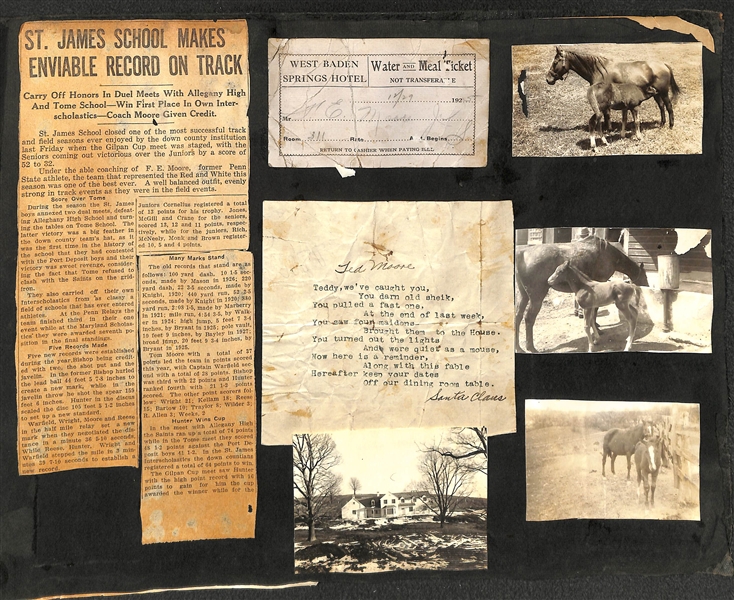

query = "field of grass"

[
  {"left": 294, "top": 512, "right": 486, "bottom": 573},
  {"left": 512, "top": 43, "right": 703, "bottom": 156}
]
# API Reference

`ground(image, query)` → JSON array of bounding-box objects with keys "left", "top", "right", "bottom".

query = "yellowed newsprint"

[{"left": 17, "top": 19, "right": 256, "bottom": 541}]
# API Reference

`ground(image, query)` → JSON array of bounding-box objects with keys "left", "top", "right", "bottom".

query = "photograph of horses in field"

[
  {"left": 512, "top": 43, "right": 703, "bottom": 156},
  {"left": 526, "top": 400, "right": 700, "bottom": 521},
  {"left": 515, "top": 227, "right": 712, "bottom": 354}
]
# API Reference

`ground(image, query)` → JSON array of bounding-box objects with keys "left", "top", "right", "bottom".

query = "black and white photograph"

[
  {"left": 293, "top": 427, "right": 488, "bottom": 573},
  {"left": 526, "top": 400, "right": 701, "bottom": 521},
  {"left": 512, "top": 43, "right": 703, "bottom": 156},
  {"left": 515, "top": 227, "right": 712, "bottom": 353}
]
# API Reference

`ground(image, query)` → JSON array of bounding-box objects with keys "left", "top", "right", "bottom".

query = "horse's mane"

[{"left": 558, "top": 46, "right": 611, "bottom": 81}]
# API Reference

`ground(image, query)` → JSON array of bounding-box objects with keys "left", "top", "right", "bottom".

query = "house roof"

[{"left": 340, "top": 491, "right": 432, "bottom": 510}]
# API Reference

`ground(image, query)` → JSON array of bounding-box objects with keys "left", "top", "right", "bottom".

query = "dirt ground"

[
  {"left": 294, "top": 514, "right": 486, "bottom": 573},
  {"left": 526, "top": 425, "right": 700, "bottom": 521},
  {"left": 512, "top": 43, "right": 703, "bottom": 156},
  {"left": 517, "top": 289, "right": 711, "bottom": 354}
]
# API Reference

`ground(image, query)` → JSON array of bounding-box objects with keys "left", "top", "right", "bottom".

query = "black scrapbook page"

[{"left": 0, "top": 2, "right": 731, "bottom": 599}]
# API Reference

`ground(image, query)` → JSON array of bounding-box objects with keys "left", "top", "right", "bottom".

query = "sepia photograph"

[
  {"left": 526, "top": 400, "right": 700, "bottom": 521},
  {"left": 515, "top": 227, "right": 712, "bottom": 353},
  {"left": 293, "top": 427, "right": 488, "bottom": 573},
  {"left": 512, "top": 43, "right": 703, "bottom": 156}
]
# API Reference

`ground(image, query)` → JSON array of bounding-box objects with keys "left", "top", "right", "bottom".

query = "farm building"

[
  {"left": 340, "top": 491, "right": 433, "bottom": 521},
  {"left": 516, "top": 228, "right": 712, "bottom": 293}
]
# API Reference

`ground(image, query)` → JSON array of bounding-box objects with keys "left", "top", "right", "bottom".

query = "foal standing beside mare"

[
  {"left": 602, "top": 421, "right": 652, "bottom": 480},
  {"left": 587, "top": 83, "right": 658, "bottom": 150},
  {"left": 515, "top": 236, "right": 648, "bottom": 353},
  {"left": 547, "top": 261, "right": 641, "bottom": 352},
  {"left": 546, "top": 46, "right": 680, "bottom": 129},
  {"left": 635, "top": 436, "right": 663, "bottom": 508}
]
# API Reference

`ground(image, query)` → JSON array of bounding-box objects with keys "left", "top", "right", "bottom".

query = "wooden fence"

[{"left": 662, "top": 407, "right": 700, "bottom": 505}]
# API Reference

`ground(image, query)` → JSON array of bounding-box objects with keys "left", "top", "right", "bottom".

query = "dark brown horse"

[
  {"left": 635, "top": 436, "right": 663, "bottom": 507},
  {"left": 546, "top": 46, "right": 680, "bottom": 129},
  {"left": 602, "top": 421, "right": 653, "bottom": 480},
  {"left": 515, "top": 236, "right": 648, "bottom": 353}
]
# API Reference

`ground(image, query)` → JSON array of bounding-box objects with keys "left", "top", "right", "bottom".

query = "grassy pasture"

[{"left": 512, "top": 43, "right": 703, "bottom": 157}]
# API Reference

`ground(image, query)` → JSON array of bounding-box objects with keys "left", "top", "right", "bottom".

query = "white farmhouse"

[{"left": 341, "top": 491, "right": 433, "bottom": 521}]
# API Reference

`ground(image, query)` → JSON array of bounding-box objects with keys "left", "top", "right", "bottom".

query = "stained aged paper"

[
  {"left": 262, "top": 201, "right": 515, "bottom": 445},
  {"left": 268, "top": 38, "right": 489, "bottom": 168},
  {"left": 140, "top": 251, "right": 255, "bottom": 543},
  {"left": 526, "top": 400, "right": 700, "bottom": 521},
  {"left": 17, "top": 19, "right": 256, "bottom": 539}
]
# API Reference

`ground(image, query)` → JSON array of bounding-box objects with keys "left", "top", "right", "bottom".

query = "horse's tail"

[
  {"left": 515, "top": 248, "right": 528, "bottom": 295},
  {"left": 667, "top": 64, "right": 681, "bottom": 102}
]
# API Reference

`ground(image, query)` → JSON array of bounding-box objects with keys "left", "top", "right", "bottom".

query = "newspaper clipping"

[
  {"left": 268, "top": 38, "right": 490, "bottom": 168},
  {"left": 16, "top": 19, "right": 256, "bottom": 541},
  {"left": 262, "top": 201, "right": 515, "bottom": 445}
]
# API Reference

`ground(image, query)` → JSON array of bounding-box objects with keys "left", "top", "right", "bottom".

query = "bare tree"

[
  {"left": 425, "top": 427, "right": 488, "bottom": 475},
  {"left": 348, "top": 477, "right": 361, "bottom": 496},
  {"left": 293, "top": 434, "right": 341, "bottom": 542},
  {"left": 417, "top": 449, "right": 474, "bottom": 528}
]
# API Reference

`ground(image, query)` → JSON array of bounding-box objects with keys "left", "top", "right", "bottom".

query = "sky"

[{"left": 328, "top": 427, "right": 487, "bottom": 499}]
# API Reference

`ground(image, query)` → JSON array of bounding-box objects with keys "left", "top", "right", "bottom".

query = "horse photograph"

[
  {"left": 515, "top": 227, "right": 713, "bottom": 354},
  {"left": 526, "top": 400, "right": 700, "bottom": 521},
  {"left": 512, "top": 43, "right": 703, "bottom": 156}
]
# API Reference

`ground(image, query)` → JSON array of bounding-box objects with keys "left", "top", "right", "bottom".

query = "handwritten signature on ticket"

[{"left": 268, "top": 38, "right": 489, "bottom": 168}]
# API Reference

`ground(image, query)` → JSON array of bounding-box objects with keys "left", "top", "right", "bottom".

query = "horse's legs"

[
  {"left": 583, "top": 308, "right": 597, "bottom": 352},
  {"left": 601, "top": 110, "right": 610, "bottom": 145},
  {"left": 603, "top": 109, "right": 611, "bottom": 135},
  {"left": 590, "top": 306, "right": 601, "bottom": 338},
  {"left": 643, "top": 474, "right": 650, "bottom": 507},
  {"left": 650, "top": 472, "right": 658, "bottom": 507},
  {"left": 618, "top": 290, "right": 639, "bottom": 352},
  {"left": 589, "top": 115, "right": 597, "bottom": 151},
  {"left": 602, "top": 448, "right": 607, "bottom": 477},
  {"left": 632, "top": 106, "right": 642, "bottom": 140},
  {"left": 610, "top": 453, "right": 617, "bottom": 475},
  {"left": 626, "top": 453, "right": 633, "bottom": 481},
  {"left": 515, "top": 282, "right": 529, "bottom": 353},
  {"left": 654, "top": 95, "right": 666, "bottom": 127},
  {"left": 620, "top": 107, "right": 628, "bottom": 139},
  {"left": 523, "top": 287, "right": 547, "bottom": 354},
  {"left": 663, "top": 92, "right": 674, "bottom": 128}
]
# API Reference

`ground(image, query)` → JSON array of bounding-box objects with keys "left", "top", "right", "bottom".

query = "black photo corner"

[{"left": 1, "top": 1, "right": 732, "bottom": 599}]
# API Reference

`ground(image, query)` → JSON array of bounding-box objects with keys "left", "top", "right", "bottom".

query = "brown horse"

[
  {"left": 547, "top": 261, "right": 641, "bottom": 352},
  {"left": 602, "top": 421, "right": 653, "bottom": 480},
  {"left": 515, "top": 236, "right": 648, "bottom": 353},
  {"left": 635, "top": 436, "right": 663, "bottom": 508},
  {"left": 587, "top": 83, "right": 658, "bottom": 150},
  {"left": 546, "top": 46, "right": 680, "bottom": 129}
]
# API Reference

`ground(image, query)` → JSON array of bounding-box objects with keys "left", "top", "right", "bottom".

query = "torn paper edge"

[
  {"left": 32, "top": 581, "right": 318, "bottom": 600},
  {"left": 336, "top": 165, "right": 356, "bottom": 178},
  {"left": 551, "top": 16, "right": 715, "bottom": 53}
]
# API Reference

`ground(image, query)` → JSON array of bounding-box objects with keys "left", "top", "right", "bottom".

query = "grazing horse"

[
  {"left": 515, "top": 236, "right": 648, "bottom": 353},
  {"left": 635, "top": 436, "right": 663, "bottom": 508},
  {"left": 546, "top": 46, "right": 680, "bottom": 129},
  {"left": 602, "top": 421, "right": 652, "bottom": 480},
  {"left": 587, "top": 83, "right": 658, "bottom": 150},
  {"left": 547, "top": 261, "right": 641, "bottom": 352}
]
